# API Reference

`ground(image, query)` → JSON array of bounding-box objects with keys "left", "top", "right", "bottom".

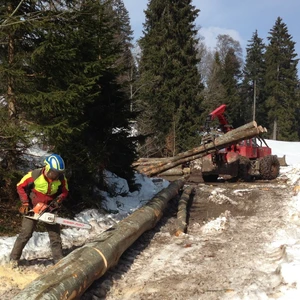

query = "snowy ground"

[
  {"left": 1, "top": 139, "right": 300, "bottom": 299},
  {"left": 93, "top": 172, "right": 300, "bottom": 300},
  {"left": 0, "top": 170, "right": 169, "bottom": 265}
]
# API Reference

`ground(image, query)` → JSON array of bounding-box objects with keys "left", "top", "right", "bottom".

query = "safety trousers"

[{"left": 10, "top": 216, "right": 63, "bottom": 262}]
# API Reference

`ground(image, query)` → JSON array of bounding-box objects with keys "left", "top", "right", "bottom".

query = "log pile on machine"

[{"left": 134, "top": 104, "right": 282, "bottom": 182}]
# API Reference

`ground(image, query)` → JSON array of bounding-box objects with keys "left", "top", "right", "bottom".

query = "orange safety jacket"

[{"left": 17, "top": 167, "right": 69, "bottom": 207}]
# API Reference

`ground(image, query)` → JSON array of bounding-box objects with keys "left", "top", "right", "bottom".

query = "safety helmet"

[{"left": 44, "top": 154, "right": 65, "bottom": 172}]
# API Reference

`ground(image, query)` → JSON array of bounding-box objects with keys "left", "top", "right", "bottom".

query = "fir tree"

[
  {"left": 0, "top": 0, "right": 42, "bottom": 201},
  {"left": 241, "top": 30, "right": 267, "bottom": 126},
  {"left": 221, "top": 48, "right": 243, "bottom": 128},
  {"left": 137, "top": 0, "right": 203, "bottom": 156},
  {"left": 26, "top": 0, "right": 136, "bottom": 198},
  {"left": 265, "top": 17, "right": 299, "bottom": 140},
  {"left": 204, "top": 34, "right": 243, "bottom": 128},
  {"left": 109, "top": 0, "right": 135, "bottom": 86},
  {"left": 201, "top": 51, "right": 227, "bottom": 121},
  {"left": 1, "top": 0, "right": 137, "bottom": 204}
]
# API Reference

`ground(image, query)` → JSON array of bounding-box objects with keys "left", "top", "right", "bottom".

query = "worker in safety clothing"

[{"left": 9, "top": 154, "right": 69, "bottom": 268}]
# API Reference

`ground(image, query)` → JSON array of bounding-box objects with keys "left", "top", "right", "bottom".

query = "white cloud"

[{"left": 199, "top": 26, "right": 244, "bottom": 52}]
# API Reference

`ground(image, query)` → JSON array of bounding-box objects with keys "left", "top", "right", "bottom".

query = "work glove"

[
  {"left": 19, "top": 203, "right": 30, "bottom": 215},
  {"left": 49, "top": 197, "right": 62, "bottom": 211}
]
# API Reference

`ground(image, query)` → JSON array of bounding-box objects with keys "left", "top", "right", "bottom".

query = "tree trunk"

[
  {"left": 156, "top": 167, "right": 184, "bottom": 176},
  {"left": 133, "top": 157, "right": 172, "bottom": 167},
  {"left": 175, "top": 186, "right": 194, "bottom": 236},
  {"left": 272, "top": 118, "right": 277, "bottom": 140},
  {"left": 14, "top": 179, "right": 185, "bottom": 300}
]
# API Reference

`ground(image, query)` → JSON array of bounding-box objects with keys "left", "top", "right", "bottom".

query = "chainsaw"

[{"left": 25, "top": 202, "right": 92, "bottom": 230}]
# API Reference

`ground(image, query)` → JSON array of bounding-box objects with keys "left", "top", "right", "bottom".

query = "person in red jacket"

[{"left": 10, "top": 154, "right": 69, "bottom": 268}]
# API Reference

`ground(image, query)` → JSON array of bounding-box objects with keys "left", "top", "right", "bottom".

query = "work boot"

[{"left": 9, "top": 259, "right": 19, "bottom": 270}]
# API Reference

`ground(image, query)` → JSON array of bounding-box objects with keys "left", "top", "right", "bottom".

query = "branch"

[{"left": 1, "top": 0, "right": 25, "bottom": 25}]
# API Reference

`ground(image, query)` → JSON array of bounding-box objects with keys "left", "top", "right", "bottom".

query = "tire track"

[{"left": 82, "top": 178, "right": 292, "bottom": 299}]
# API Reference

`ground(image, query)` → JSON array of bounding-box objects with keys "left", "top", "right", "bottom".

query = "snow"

[
  {"left": 2, "top": 139, "right": 300, "bottom": 299},
  {"left": 0, "top": 170, "right": 169, "bottom": 264}
]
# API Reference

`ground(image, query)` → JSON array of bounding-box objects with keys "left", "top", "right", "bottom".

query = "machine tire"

[{"left": 259, "top": 155, "right": 280, "bottom": 180}]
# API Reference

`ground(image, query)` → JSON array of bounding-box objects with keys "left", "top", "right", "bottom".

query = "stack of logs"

[
  {"left": 133, "top": 158, "right": 189, "bottom": 176},
  {"left": 133, "top": 121, "right": 267, "bottom": 177}
]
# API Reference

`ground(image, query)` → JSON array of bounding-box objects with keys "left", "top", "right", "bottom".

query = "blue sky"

[{"left": 123, "top": 0, "right": 300, "bottom": 61}]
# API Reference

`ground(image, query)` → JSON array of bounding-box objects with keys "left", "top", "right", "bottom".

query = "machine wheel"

[{"left": 259, "top": 155, "right": 280, "bottom": 180}]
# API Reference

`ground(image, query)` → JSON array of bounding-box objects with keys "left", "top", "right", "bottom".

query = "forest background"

[{"left": 0, "top": 0, "right": 299, "bottom": 213}]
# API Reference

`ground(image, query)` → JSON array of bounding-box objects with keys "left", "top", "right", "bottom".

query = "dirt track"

[
  {"left": 82, "top": 175, "right": 292, "bottom": 299},
  {"left": 1, "top": 174, "right": 294, "bottom": 299}
]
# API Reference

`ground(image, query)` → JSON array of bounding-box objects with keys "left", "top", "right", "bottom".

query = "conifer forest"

[{"left": 0, "top": 0, "right": 299, "bottom": 207}]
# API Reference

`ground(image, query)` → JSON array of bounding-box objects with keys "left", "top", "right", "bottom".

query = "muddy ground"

[
  {"left": 84, "top": 174, "right": 293, "bottom": 299},
  {"left": 0, "top": 173, "right": 295, "bottom": 299}
]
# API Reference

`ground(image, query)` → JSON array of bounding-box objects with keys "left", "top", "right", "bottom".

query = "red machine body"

[{"left": 200, "top": 104, "right": 279, "bottom": 181}]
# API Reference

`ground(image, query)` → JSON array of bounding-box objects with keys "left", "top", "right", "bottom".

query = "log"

[
  {"left": 136, "top": 157, "right": 173, "bottom": 162},
  {"left": 139, "top": 121, "right": 263, "bottom": 176},
  {"left": 13, "top": 179, "right": 185, "bottom": 300},
  {"left": 157, "top": 167, "right": 184, "bottom": 176},
  {"left": 175, "top": 186, "right": 194, "bottom": 236},
  {"left": 133, "top": 157, "right": 172, "bottom": 168}
]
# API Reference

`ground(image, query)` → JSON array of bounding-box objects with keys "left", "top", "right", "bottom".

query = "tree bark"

[
  {"left": 175, "top": 186, "right": 194, "bottom": 236},
  {"left": 138, "top": 121, "right": 264, "bottom": 176},
  {"left": 157, "top": 167, "right": 184, "bottom": 176},
  {"left": 132, "top": 157, "right": 172, "bottom": 168},
  {"left": 13, "top": 179, "right": 185, "bottom": 300}
]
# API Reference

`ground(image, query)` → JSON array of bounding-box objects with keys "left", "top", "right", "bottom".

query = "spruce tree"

[
  {"left": 205, "top": 34, "right": 243, "bottom": 128},
  {"left": 201, "top": 51, "right": 227, "bottom": 121},
  {"left": 265, "top": 17, "right": 299, "bottom": 140},
  {"left": 137, "top": 0, "right": 203, "bottom": 156},
  {"left": 296, "top": 83, "right": 300, "bottom": 138},
  {"left": 1, "top": 0, "right": 137, "bottom": 204},
  {"left": 241, "top": 30, "right": 267, "bottom": 126},
  {"left": 221, "top": 48, "right": 243, "bottom": 128},
  {"left": 110, "top": 0, "right": 135, "bottom": 88},
  {"left": 0, "top": 0, "right": 42, "bottom": 201},
  {"left": 24, "top": 0, "right": 137, "bottom": 197}
]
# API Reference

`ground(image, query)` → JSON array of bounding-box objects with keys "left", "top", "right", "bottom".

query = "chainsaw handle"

[{"left": 25, "top": 210, "right": 36, "bottom": 217}]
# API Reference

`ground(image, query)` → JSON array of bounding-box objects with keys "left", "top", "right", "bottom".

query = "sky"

[
  {"left": 123, "top": 0, "right": 300, "bottom": 59},
  {"left": 1, "top": 139, "right": 300, "bottom": 298}
]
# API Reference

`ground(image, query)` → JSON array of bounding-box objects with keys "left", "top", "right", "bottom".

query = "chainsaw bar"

[
  {"left": 26, "top": 212, "right": 92, "bottom": 230},
  {"left": 55, "top": 216, "right": 92, "bottom": 229}
]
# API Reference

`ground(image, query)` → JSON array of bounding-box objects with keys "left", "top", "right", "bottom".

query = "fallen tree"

[
  {"left": 175, "top": 186, "right": 195, "bottom": 236},
  {"left": 157, "top": 166, "right": 184, "bottom": 176},
  {"left": 133, "top": 157, "right": 172, "bottom": 167},
  {"left": 14, "top": 179, "right": 185, "bottom": 300},
  {"left": 137, "top": 121, "right": 265, "bottom": 177}
]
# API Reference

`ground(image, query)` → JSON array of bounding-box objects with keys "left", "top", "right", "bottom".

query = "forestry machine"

[{"left": 200, "top": 104, "right": 280, "bottom": 182}]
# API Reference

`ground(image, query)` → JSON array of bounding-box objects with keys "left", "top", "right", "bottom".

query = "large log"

[
  {"left": 136, "top": 157, "right": 172, "bottom": 163},
  {"left": 175, "top": 186, "right": 194, "bottom": 236},
  {"left": 139, "top": 121, "right": 264, "bottom": 176},
  {"left": 14, "top": 179, "right": 185, "bottom": 300},
  {"left": 156, "top": 167, "right": 184, "bottom": 176},
  {"left": 132, "top": 157, "right": 172, "bottom": 167},
  {"left": 134, "top": 159, "right": 185, "bottom": 176}
]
